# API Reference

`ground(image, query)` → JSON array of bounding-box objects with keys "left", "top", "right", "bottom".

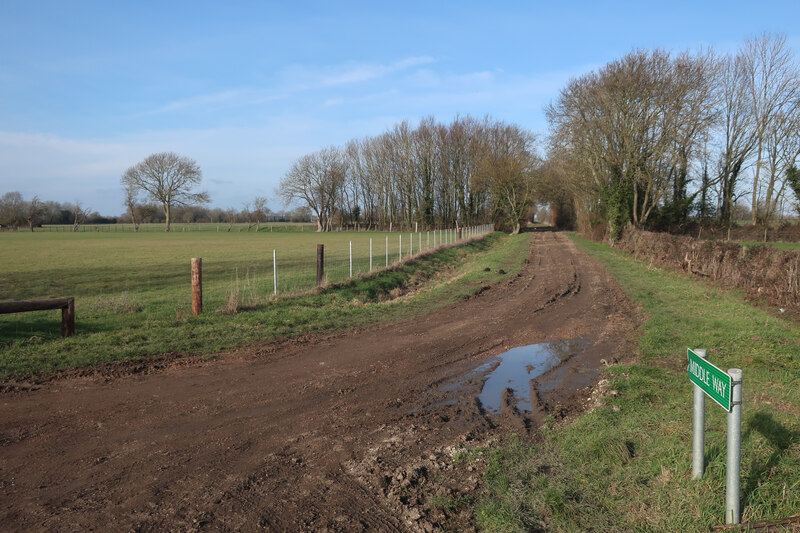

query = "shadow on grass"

[{"left": 742, "top": 410, "right": 799, "bottom": 505}]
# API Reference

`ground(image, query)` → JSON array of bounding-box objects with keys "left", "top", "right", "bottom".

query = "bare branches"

[
  {"left": 279, "top": 116, "right": 536, "bottom": 233},
  {"left": 121, "top": 152, "right": 209, "bottom": 232},
  {"left": 279, "top": 147, "right": 347, "bottom": 232}
]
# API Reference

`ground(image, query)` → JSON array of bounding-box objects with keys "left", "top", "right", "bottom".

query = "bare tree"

[
  {"left": 474, "top": 122, "right": 538, "bottom": 234},
  {"left": 715, "top": 52, "right": 758, "bottom": 226},
  {"left": 547, "top": 49, "right": 720, "bottom": 238},
  {"left": 25, "top": 195, "right": 42, "bottom": 231},
  {"left": 279, "top": 147, "right": 347, "bottom": 232},
  {"left": 0, "top": 192, "right": 25, "bottom": 229},
  {"left": 243, "top": 196, "right": 269, "bottom": 231},
  {"left": 123, "top": 182, "right": 143, "bottom": 232},
  {"left": 71, "top": 202, "right": 90, "bottom": 232},
  {"left": 742, "top": 33, "right": 800, "bottom": 225},
  {"left": 121, "top": 152, "right": 209, "bottom": 232}
]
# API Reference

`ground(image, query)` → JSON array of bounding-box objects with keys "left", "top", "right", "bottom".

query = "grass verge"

[
  {"left": 0, "top": 233, "right": 531, "bottom": 378},
  {"left": 467, "top": 233, "right": 800, "bottom": 532}
]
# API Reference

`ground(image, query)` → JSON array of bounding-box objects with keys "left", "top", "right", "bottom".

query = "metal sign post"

[
  {"left": 691, "top": 349, "right": 707, "bottom": 480},
  {"left": 726, "top": 368, "right": 743, "bottom": 525},
  {"left": 687, "top": 348, "right": 743, "bottom": 525}
]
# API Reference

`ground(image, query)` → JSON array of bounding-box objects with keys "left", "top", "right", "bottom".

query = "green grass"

[
  {"left": 0, "top": 229, "right": 456, "bottom": 304},
  {"left": 0, "top": 230, "right": 526, "bottom": 377},
  {"left": 471, "top": 233, "right": 800, "bottom": 532},
  {"left": 37, "top": 222, "right": 312, "bottom": 232}
]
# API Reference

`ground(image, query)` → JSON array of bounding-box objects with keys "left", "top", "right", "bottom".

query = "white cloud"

[
  {"left": 320, "top": 56, "right": 435, "bottom": 86},
  {"left": 144, "top": 89, "right": 252, "bottom": 114},
  {"left": 281, "top": 56, "right": 436, "bottom": 90}
]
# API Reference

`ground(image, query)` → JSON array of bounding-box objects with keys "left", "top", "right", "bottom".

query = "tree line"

[
  {"left": 0, "top": 190, "right": 310, "bottom": 231},
  {"left": 279, "top": 116, "right": 539, "bottom": 233},
  {"left": 14, "top": 34, "right": 800, "bottom": 239},
  {"left": 544, "top": 33, "right": 800, "bottom": 239},
  {"left": 0, "top": 192, "right": 102, "bottom": 231}
]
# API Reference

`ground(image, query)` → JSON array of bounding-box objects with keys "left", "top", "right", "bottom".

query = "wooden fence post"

[
  {"left": 316, "top": 244, "right": 324, "bottom": 286},
  {"left": 191, "top": 258, "right": 202, "bottom": 315},
  {"left": 61, "top": 297, "right": 75, "bottom": 337}
]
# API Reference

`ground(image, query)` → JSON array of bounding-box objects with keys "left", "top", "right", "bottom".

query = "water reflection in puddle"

[{"left": 478, "top": 339, "right": 588, "bottom": 414}]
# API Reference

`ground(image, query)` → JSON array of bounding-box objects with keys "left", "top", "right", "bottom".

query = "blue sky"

[{"left": 2, "top": 1, "right": 800, "bottom": 215}]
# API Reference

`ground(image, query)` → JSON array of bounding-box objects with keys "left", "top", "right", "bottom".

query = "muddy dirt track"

[{"left": 0, "top": 232, "right": 636, "bottom": 532}]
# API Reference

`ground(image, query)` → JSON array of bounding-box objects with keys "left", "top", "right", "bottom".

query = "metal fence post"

[
  {"left": 692, "top": 348, "right": 707, "bottom": 480},
  {"left": 273, "top": 250, "right": 277, "bottom": 295},
  {"left": 726, "top": 368, "right": 743, "bottom": 525},
  {"left": 349, "top": 240, "right": 353, "bottom": 278}
]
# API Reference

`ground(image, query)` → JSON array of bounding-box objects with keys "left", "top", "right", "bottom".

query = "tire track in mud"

[{"left": 0, "top": 231, "right": 638, "bottom": 532}]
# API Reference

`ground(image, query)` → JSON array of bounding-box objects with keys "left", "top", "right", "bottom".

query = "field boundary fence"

[
  {"left": 256, "top": 225, "right": 492, "bottom": 297},
  {"left": 197, "top": 225, "right": 494, "bottom": 313},
  {"left": 0, "top": 225, "right": 493, "bottom": 329}
]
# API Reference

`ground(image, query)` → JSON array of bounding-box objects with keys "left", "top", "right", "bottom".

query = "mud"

[{"left": 0, "top": 232, "right": 637, "bottom": 532}]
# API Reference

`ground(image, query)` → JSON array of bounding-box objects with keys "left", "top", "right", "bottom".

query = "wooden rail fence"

[{"left": 0, "top": 297, "right": 75, "bottom": 337}]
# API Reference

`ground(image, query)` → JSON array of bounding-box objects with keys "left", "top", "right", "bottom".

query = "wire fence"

[
  {"left": 0, "top": 224, "right": 494, "bottom": 322},
  {"left": 266, "top": 225, "right": 494, "bottom": 295}
]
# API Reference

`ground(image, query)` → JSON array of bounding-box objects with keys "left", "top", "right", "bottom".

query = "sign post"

[
  {"left": 690, "top": 349, "right": 707, "bottom": 479},
  {"left": 687, "top": 348, "right": 742, "bottom": 525},
  {"left": 726, "top": 368, "right": 743, "bottom": 525}
]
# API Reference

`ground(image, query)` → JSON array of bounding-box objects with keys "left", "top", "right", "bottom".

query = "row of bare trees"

[
  {"left": 280, "top": 116, "right": 539, "bottom": 233},
  {"left": 545, "top": 33, "right": 800, "bottom": 239},
  {"left": 0, "top": 192, "right": 94, "bottom": 231},
  {"left": 1, "top": 190, "right": 310, "bottom": 231}
]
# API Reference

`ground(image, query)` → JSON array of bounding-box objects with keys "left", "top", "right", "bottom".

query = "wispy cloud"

[
  {"left": 320, "top": 56, "right": 435, "bottom": 86},
  {"left": 281, "top": 56, "right": 435, "bottom": 90},
  {"left": 141, "top": 89, "right": 288, "bottom": 116},
  {"left": 146, "top": 89, "right": 251, "bottom": 114},
  {"left": 138, "top": 56, "right": 435, "bottom": 117}
]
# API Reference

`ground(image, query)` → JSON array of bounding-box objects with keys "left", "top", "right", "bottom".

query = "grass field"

[
  {"left": 467, "top": 233, "right": 800, "bottom": 532},
  {"left": 0, "top": 227, "right": 512, "bottom": 377},
  {"left": 38, "top": 222, "right": 313, "bottom": 233}
]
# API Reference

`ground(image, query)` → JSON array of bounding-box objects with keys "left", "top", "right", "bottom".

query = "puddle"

[{"left": 478, "top": 339, "right": 588, "bottom": 414}]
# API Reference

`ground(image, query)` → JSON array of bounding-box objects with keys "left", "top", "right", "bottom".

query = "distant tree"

[
  {"left": 121, "top": 152, "right": 209, "bottom": 232},
  {"left": 279, "top": 147, "right": 347, "bottom": 232},
  {"left": 25, "top": 195, "right": 42, "bottom": 231},
  {"left": 243, "top": 196, "right": 269, "bottom": 231},
  {"left": 474, "top": 122, "right": 539, "bottom": 234},
  {"left": 71, "top": 202, "right": 90, "bottom": 232},
  {"left": 123, "top": 181, "right": 143, "bottom": 231},
  {"left": 0, "top": 192, "right": 25, "bottom": 228}
]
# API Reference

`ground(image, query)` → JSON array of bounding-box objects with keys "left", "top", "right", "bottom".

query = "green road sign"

[{"left": 688, "top": 348, "right": 732, "bottom": 411}]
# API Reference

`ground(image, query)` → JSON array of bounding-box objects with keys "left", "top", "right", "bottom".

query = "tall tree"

[
  {"left": 474, "top": 122, "right": 538, "bottom": 234},
  {"left": 121, "top": 152, "right": 209, "bottom": 232},
  {"left": 742, "top": 33, "right": 800, "bottom": 225},
  {"left": 279, "top": 147, "right": 347, "bottom": 232},
  {"left": 716, "top": 52, "right": 757, "bottom": 226}
]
